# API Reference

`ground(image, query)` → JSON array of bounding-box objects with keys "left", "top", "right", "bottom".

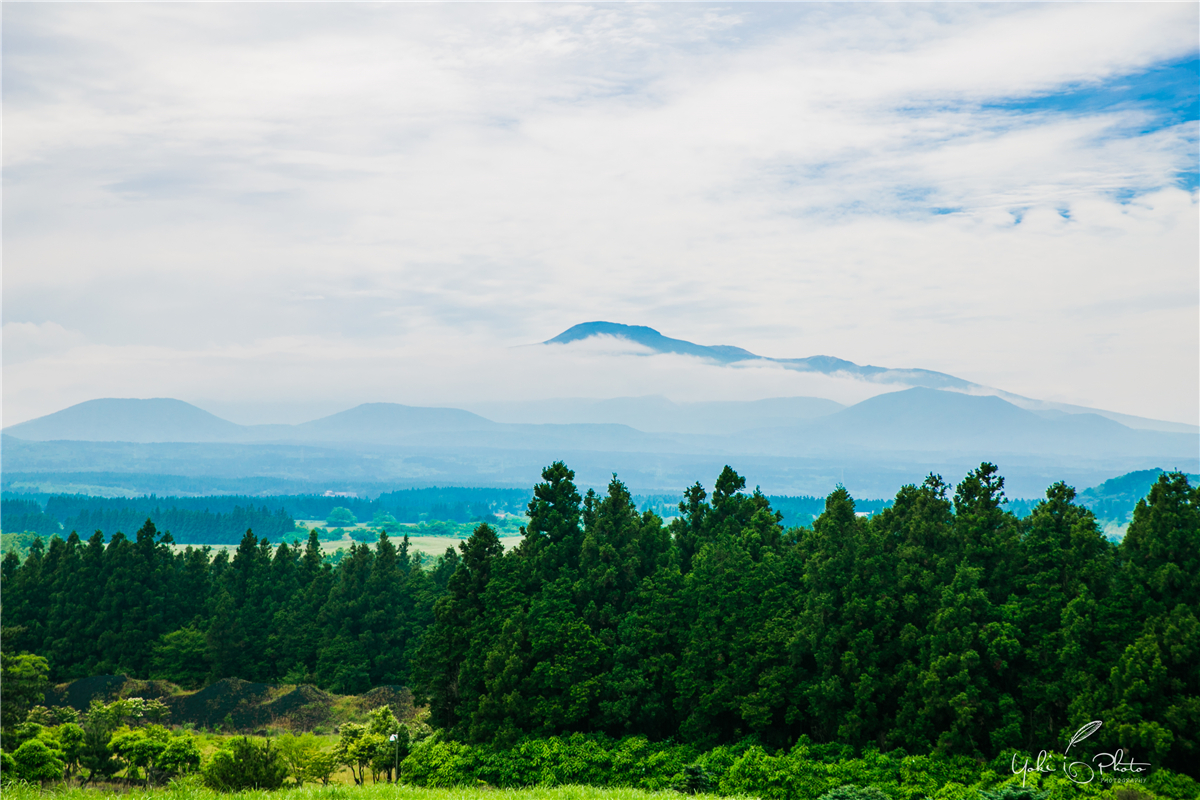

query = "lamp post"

[{"left": 389, "top": 733, "right": 399, "bottom": 784}]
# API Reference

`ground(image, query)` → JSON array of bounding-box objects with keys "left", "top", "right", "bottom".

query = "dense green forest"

[
  {"left": 2, "top": 463, "right": 1196, "bottom": 779},
  {"left": 0, "top": 488, "right": 536, "bottom": 545},
  {"left": 1, "top": 501, "right": 296, "bottom": 546},
  {"left": 6, "top": 470, "right": 1177, "bottom": 548}
]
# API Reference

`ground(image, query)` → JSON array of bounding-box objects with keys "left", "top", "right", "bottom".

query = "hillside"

[{"left": 2, "top": 398, "right": 246, "bottom": 443}]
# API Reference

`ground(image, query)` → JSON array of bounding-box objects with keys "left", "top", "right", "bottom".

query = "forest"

[
  {"left": 1, "top": 462, "right": 1197, "bottom": 783},
  {"left": 0, "top": 487, "right": 537, "bottom": 546},
  {"left": 6, "top": 470, "right": 1171, "bottom": 550}
]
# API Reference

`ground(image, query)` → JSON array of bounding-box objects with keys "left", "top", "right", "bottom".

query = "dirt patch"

[
  {"left": 45, "top": 674, "right": 412, "bottom": 733},
  {"left": 117, "top": 678, "right": 180, "bottom": 701},
  {"left": 163, "top": 677, "right": 273, "bottom": 729},
  {"left": 45, "top": 675, "right": 128, "bottom": 711},
  {"left": 359, "top": 686, "right": 416, "bottom": 721},
  {"left": 258, "top": 684, "right": 336, "bottom": 731}
]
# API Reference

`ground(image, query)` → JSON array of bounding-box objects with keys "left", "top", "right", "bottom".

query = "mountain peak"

[
  {"left": 2, "top": 397, "right": 243, "bottom": 443},
  {"left": 544, "top": 322, "right": 756, "bottom": 362}
]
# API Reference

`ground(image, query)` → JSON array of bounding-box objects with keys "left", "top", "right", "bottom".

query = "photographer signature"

[{"left": 1011, "top": 721, "right": 1150, "bottom": 786}]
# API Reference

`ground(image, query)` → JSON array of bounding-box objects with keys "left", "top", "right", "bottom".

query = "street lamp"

[{"left": 389, "top": 733, "right": 399, "bottom": 783}]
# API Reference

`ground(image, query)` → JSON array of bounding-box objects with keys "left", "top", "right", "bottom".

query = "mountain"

[
  {"left": 1077, "top": 468, "right": 1200, "bottom": 524},
  {"left": 3, "top": 389, "right": 1196, "bottom": 500},
  {"left": 546, "top": 322, "right": 758, "bottom": 362},
  {"left": 6, "top": 391, "right": 1194, "bottom": 462},
  {"left": 289, "top": 402, "right": 500, "bottom": 441},
  {"left": 764, "top": 387, "right": 1184, "bottom": 458},
  {"left": 1, "top": 398, "right": 246, "bottom": 443},
  {"left": 0, "top": 399, "right": 676, "bottom": 453},
  {"left": 543, "top": 322, "right": 1197, "bottom": 434},
  {"left": 546, "top": 321, "right": 975, "bottom": 390},
  {"left": 463, "top": 395, "right": 845, "bottom": 434}
]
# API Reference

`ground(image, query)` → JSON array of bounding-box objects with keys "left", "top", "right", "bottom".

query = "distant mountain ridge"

[
  {"left": 4, "top": 387, "right": 1197, "bottom": 499},
  {"left": 2, "top": 398, "right": 247, "bottom": 444},
  {"left": 463, "top": 395, "right": 846, "bottom": 434},
  {"left": 546, "top": 322, "right": 976, "bottom": 391},
  {"left": 4, "top": 388, "right": 1195, "bottom": 462},
  {"left": 544, "top": 322, "right": 1197, "bottom": 434}
]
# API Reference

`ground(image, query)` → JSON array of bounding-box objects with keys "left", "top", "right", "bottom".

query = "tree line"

[
  {"left": 4, "top": 487, "right": 533, "bottom": 527},
  {"left": 415, "top": 463, "right": 1197, "bottom": 776},
  {"left": 2, "top": 463, "right": 1196, "bottom": 777},
  {"left": 1, "top": 525, "right": 457, "bottom": 693}
]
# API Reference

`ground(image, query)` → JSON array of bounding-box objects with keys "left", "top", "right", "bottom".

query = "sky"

[{"left": 3, "top": 3, "right": 1198, "bottom": 427}]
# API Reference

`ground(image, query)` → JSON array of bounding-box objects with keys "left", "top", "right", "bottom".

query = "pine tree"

[{"left": 418, "top": 523, "right": 504, "bottom": 730}]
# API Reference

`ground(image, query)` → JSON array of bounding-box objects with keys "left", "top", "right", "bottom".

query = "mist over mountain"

[
  {"left": 736, "top": 388, "right": 1195, "bottom": 460},
  {"left": 290, "top": 402, "right": 501, "bottom": 440},
  {"left": 463, "top": 395, "right": 846, "bottom": 434},
  {"left": 544, "top": 322, "right": 1198, "bottom": 434},
  {"left": 3, "top": 385, "right": 1196, "bottom": 499},
  {"left": 5, "top": 322, "right": 1195, "bottom": 499},
  {"left": 546, "top": 321, "right": 975, "bottom": 388}
]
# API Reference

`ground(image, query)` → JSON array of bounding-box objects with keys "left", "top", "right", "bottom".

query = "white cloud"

[
  {"left": 2, "top": 322, "right": 89, "bottom": 365},
  {"left": 3, "top": 3, "right": 1197, "bottom": 427}
]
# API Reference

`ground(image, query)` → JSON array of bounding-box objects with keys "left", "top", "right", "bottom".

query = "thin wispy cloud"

[{"left": 3, "top": 3, "right": 1197, "bottom": 426}]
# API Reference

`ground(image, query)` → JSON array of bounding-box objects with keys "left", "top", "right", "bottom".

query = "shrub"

[
  {"left": 275, "top": 732, "right": 323, "bottom": 786},
  {"left": 721, "top": 746, "right": 798, "bottom": 800},
  {"left": 677, "top": 764, "right": 715, "bottom": 794},
  {"left": 110, "top": 724, "right": 170, "bottom": 783},
  {"left": 817, "top": 785, "right": 894, "bottom": 800},
  {"left": 10, "top": 738, "right": 65, "bottom": 783},
  {"left": 156, "top": 735, "right": 202, "bottom": 780},
  {"left": 201, "top": 736, "right": 288, "bottom": 791},
  {"left": 401, "top": 732, "right": 476, "bottom": 787},
  {"left": 326, "top": 507, "right": 357, "bottom": 528},
  {"left": 977, "top": 786, "right": 1049, "bottom": 800},
  {"left": 304, "top": 751, "right": 340, "bottom": 786},
  {"left": 1, "top": 750, "right": 19, "bottom": 782}
]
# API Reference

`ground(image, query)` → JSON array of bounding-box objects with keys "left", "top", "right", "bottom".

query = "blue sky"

[
  {"left": 3, "top": 3, "right": 1197, "bottom": 426},
  {"left": 982, "top": 55, "right": 1199, "bottom": 191}
]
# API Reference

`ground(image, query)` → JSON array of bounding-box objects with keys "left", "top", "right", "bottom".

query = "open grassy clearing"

[{"left": 164, "top": 533, "right": 522, "bottom": 561}]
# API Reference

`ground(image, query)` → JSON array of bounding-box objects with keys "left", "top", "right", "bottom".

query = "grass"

[
  {"left": 161, "top": 531, "right": 522, "bottom": 562},
  {"left": 0, "top": 782, "right": 703, "bottom": 800}
]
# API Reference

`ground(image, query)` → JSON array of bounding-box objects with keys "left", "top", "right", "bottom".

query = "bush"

[
  {"left": 326, "top": 507, "right": 356, "bottom": 528},
  {"left": 677, "top": 764, "right": 715, "bottom": 794},
  {"left": 10, "top": 738, "right": 65, "bottom": 783},
  {"left": 401, "top": 732, "right": 477, "bottom": 787},
  {"left": 201, "top": 737, "right": 288, "bottom": 791},
  {"left": 977, "top": 787, "right": 1048, "bottom": 800},
  {"left": 156, "top": 735, "right": 202, "bottom": 780},
  {"left": 1, "top": 750, "right": 19, "bottom": 782},
  {"left": 818, "top": 786, "right": 894, "bottom": 800},
  {"left": 275, "top": 732, "right": 323, "bottom": 786}
]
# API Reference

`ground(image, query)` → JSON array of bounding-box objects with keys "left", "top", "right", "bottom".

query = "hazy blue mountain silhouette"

[
  {"left": 5, "top": 389, "right": 1195, "bottom": 472},
  {"left": 1, "top": 398, "right": 246, "bottom": 443},
  {"left": 546, "top": 322, "right": 758, "bottom": 362},
  {"left": 543, "top": 322, "right": 1197, "bottom": 434},
  {"left": 291, "top": 402, "right": 500, "bottom": 440},
  {"left": 545, "top": 321, "right": 974, "bottom": 390},
  {"left": 464, "top": 395, "right": 845, "bottom": 434},
  {"left": 1, "top": 399, "right": 671, "bottom": 452},
  {"left": 737, "top": 388, "right": 1194, "bottom": 459}
]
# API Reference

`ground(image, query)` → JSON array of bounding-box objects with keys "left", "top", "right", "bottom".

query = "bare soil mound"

[
  {"left": 45, "top": 675, "right": 128, "bottom": 710},
  {"left": 165, "top": 677, "right": 274, "bottom": 728},
  {"left": 257, "top": 684, "right": 336, "bottom": 730},
  {"left": 44, "top": 675, "right": 399, "bottom": 732},
  {"left": 360, "top": 686, "right": 416, "bottom": 720}
]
